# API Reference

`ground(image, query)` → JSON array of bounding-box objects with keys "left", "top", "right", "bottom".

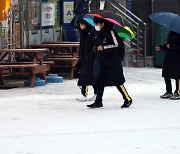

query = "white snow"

[{"left": 0, "top": 67, "right": 180, "bottom": 154}]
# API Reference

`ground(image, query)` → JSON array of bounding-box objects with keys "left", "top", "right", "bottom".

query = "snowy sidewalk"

[{"left": 0, "top": 67, "right": 180, "bottom": 154}]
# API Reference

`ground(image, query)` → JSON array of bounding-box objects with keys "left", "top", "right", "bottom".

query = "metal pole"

[
  {"left": 151, "top": 0, "right": 154, "bottom": 61},
  {"left": 40, "top": 0, "right": 42, "bottom": 43},
  {"left": 0, "top": 22, "right": 2, "bottom": 49},
  {"left": 144, "top": 23, "right": 147, "bottom": 67},
  {"left": 19, "top": 0, "right": 24, "bottom": 49},
  {"left": 9, "top": 5, "right": 13, "bottom": 49},
  {"left": 24, "top": 0, "right": 29, "bottom": 47},
  {"left": 136, "top": 23, "right": 140, "bottom": 67}
]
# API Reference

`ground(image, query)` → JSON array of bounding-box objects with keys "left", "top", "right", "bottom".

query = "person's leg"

[
  {"left": 93, "top": 85, "right": 98, "bottom": 95},
  {"left": 81, "top": 85, "right": 88, "bottom": 97},
  {"left": 160, "top": 77, "right": 173, "bottom": 98},
  {"left": 87, "top": 78, "right": 104, "bottom": 108},
  {"left": 88, "top": 85, "right": 97, "bottom": 101},
  {"left": 95, "top": 86, "right": 104, "bottom": 105},
  {"left": 116, "top": 85, "right": 132, "bottom": 108},
  {"left": 170, "top": 79, "right": 180, "bottom": 100},
  {"left": 116, "top": 85, "right": 131, "bottom": 102},
  {"left": 164, "top": 77, "right": 172, "bottom": 94},
  {"left": 175, "top": 79, "right": 180, "bottom": 95},
  {"left": 177, "top": 79, "right": 180, "bottom": 95},
  {"left": 76, "top": 85, "right": 88, "bottom": 101}
]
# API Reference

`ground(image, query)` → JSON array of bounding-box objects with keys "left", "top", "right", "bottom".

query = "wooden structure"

[
  {"left": 0, "top": 48, "right": 52, "bottom": 87},
  {"left": 29, "top": 42, "right": 79, "bottom": 79}
]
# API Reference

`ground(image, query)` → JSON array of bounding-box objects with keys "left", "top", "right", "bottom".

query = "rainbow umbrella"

[
  {"left": 83, "top": 14, "right": 135, "bottom": 39},
  {"left": 114, "top": 25, "right": 135, "bottom": 39}
]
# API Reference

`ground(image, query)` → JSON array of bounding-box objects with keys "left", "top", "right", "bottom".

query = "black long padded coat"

[
  {"left": 77, "top": 20, "right": 95, "bottom": 86},
  {"left": 95, "top": 26, "right": 126, "bottom": 86},
  {"left": 74, "top": 0, "right": 89, "bottom": 15},
  {"left": 161, "top": 31, "right": 180, "bottom": 79}
]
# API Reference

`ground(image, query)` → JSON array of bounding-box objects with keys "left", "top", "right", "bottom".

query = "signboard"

[
  {"left": 42, "top": 3, "right": 55, "bottom": 27},
  {"left": 63, "top": 2, "right": 74, "bottom": 23}
]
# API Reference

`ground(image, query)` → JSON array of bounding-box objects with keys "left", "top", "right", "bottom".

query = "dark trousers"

[
  {"left": 94, "top": 79, "right": 131, "bottom": 105},
  {"left": 94, "top": 78, "right": 104, "bottom": 105},
  {"left": 116, "top": 85, "right": 132, "bottom": 102},
  {"left": 81, "top": 85, "right": 88, "bottom": 97},
  {"left": 81, "top": 85, "right": 98, "bottom": 97},
  {"left": 164, "top": 77, "right": 180, "bottom": 94}
]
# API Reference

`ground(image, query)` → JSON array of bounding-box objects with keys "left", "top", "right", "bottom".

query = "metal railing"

[{"left": 104, "top": 0, "right": 147, "bottom": 67}]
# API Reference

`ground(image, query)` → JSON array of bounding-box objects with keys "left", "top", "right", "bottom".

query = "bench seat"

[
  {"left": 47, "top": 57, "right": 78, "bottom": 61},
  {"left": 0, "top": 63, "right": 51, "bottom": 87},
  {"left": 0, "top": 64, "right": 38, "bottom": 69}
]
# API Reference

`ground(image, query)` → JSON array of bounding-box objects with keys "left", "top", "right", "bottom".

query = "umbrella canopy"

[
  {"left": 149, "top": 12, "right": 180, "bottom": 34},
  {"left": 86, "top": 10, "right": 123, "bottom": 27},
  {"left": 83, "top": 12, "right": 135, "bottom": 39},
  {"left": 114, "top": 25, "right": 135, "bottom": 39}
]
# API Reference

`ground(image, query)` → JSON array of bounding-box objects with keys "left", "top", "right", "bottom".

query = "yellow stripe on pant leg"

[
  {"left": 120, "top": 85, "right": 131, "bottom": 101},
  {"left": 85, "top": 85, "right": 88, "bottom": 96},
  {"left": 178, "top": 79, "right": 180, "bottom": 95}
]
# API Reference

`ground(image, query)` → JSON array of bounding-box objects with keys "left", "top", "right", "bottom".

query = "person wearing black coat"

[
  {"left": 156, "top": 31, "right": 180, "bottom": 100},
  {"left": 74, "top": 0, "right": 89, "bottom": 15},
  {"left": 90, "top": 0, "right": 100, "bottom": 11},
  {"left": 71, "top": 0, "right": 89, "bottom": 29},
  {"left": 87, "top": 17, "right": 132, "bottom": 108},
  {"left": 75, "top": 18, "right": 97, "bottom": 102}
]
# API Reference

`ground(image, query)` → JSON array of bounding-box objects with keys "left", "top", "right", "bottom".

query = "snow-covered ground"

[{"left": 0, "top": 67, "right": 180, "bottom": 154}]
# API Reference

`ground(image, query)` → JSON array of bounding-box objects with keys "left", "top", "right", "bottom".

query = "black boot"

[
  {"left": 121, "top": 99, "right": 132, "bottom": 108},
  {"left": 87, "top": 102, "right": 103, "bottom": 108},
  {"left": 87, "top": 82, "right": 104, "bottom": 108}
]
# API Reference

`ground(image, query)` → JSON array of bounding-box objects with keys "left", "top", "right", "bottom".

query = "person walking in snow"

[
  {"left": 87, "top": 17, "right": 132, "bottom": 108},
  {"left": 75, "top": 17, "right": 97, "bottom": 102},
  {"left": 156, "top": 31, "right": 180, "bottom": 100}
]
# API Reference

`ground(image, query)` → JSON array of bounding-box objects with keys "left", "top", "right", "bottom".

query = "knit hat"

[{"left": 93, "top": 17, "right": 105, "bottom": 24}]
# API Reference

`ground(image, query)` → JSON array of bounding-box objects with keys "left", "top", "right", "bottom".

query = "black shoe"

[
  {"left": 121, "top": 100, "right": 132, "bottom": 108},
  {"left": 87, "top": 103, "right": 103, "bottom": 108},
  {"left": 160, "top": 92, "right": 173, "bottom": 99}
]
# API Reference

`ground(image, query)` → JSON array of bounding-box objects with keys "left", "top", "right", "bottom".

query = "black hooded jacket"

[
  {"left": 161, "top": 31, "right": 180, "bottom": 79},
  {"left": 95, "top": 23, "right": 126, "bottom": 86},
  {"left": 77, "top": 19, "right": 96, "bottom": 86}
]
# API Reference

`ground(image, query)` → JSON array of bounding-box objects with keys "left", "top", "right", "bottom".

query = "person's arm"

[
  {"left": 155, "top": 43, "right": 168, "bottom": 51},
  {"left": 103, "top": 31, "right": 119, "bottom": 50}
]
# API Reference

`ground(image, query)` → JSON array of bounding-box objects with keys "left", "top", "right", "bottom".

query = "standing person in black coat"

[
  {"left": 71, "top": 0, "right": 89, "bottom": 30},
  {"left": 76, "top": 18, "right": 97, "bottom": 102},
  {"left": 156, "top": 31, "right": 180, "bottom": 100},
  {"left": 90, "top": 0, "right": 100, "bottom": 11},
  {"left": 87, "top": 17, "right": 132, "bottom": 108},
  {"left": 74, "top": 0, "right": 89, "bottom": 15}
]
